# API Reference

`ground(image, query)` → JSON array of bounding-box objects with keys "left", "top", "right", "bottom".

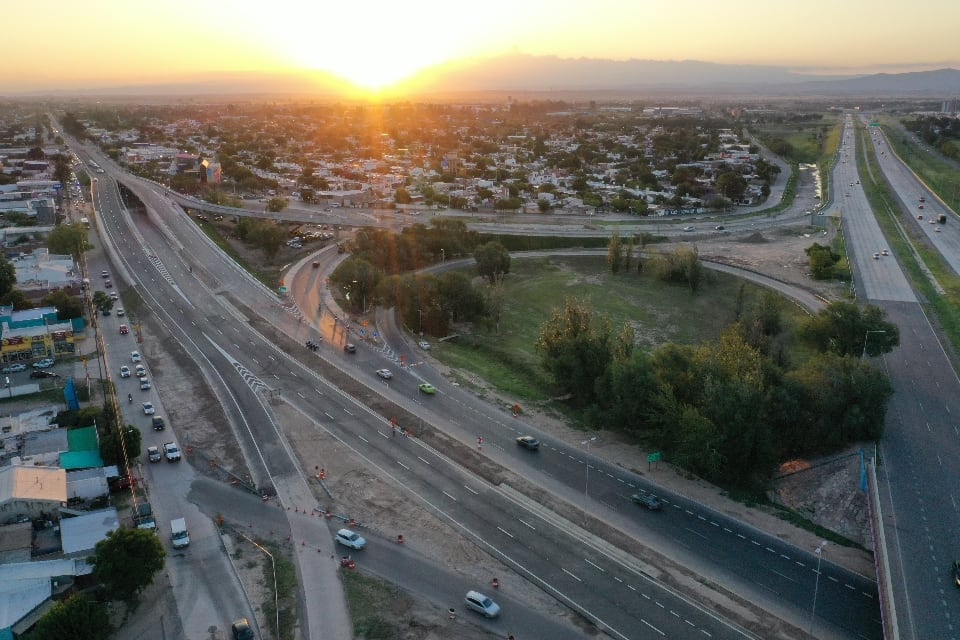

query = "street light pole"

[
  {"left": 580, "top": 437, "right": 597, "bottom": 498},
  {"left": 861, "top": 330, "right": 886, "bottom": 359},
  {"left": 809, "top": 540, "right": 828, "bottom": 635}
]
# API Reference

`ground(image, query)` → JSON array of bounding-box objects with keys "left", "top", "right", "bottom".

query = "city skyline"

[{"left": 5, "top": 0, "right": 959, "bottom": 95}]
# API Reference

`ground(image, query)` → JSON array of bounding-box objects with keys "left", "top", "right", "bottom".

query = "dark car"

[
  {"left": 108, "top": 474, "right": 137, "bottom": 493},
  {"left": 30, "top": 370, "right": 59, "bottom": 379},
  {"left": 631, "top": 492, "right": 663, "bottom": 511},
  {"left": 232, "top": 618, "right": 255, "bottom": 640},
  {"left": 516, "top": 435, "right": 540, "bottom": 451},
  {"left": 953, "top": 560, "right": 960, "bottom": 587},
  {"left": 152, "top": 416, "right": 166, "bottom": 431}
]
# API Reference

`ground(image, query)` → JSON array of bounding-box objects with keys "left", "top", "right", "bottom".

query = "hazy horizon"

[{"left": 5, "top": 0, "right": 959, "bottom": 95}]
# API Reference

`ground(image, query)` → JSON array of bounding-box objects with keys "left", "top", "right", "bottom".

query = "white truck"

[{"left": 170, "top": 518, "right": 190, "bottom": 548}]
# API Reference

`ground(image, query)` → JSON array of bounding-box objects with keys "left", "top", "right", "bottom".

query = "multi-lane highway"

[{"left": 75, "top": 132, "right": 889, "bottom": 639}]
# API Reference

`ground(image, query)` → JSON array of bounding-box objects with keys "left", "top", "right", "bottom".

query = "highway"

[
  {"left": 848, "top": 118, "right": 960, "bottom": 640},
  {"left": 76, "top": 137, "right": 885, "bottom": 639}
]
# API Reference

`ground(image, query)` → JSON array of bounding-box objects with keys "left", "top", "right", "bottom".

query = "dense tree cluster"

[
  {"left": 904, "top": 115, "right": 960, "bottom": 161},
  {"left": 537, "top": 298, "right": 896, "bottom": 492}
]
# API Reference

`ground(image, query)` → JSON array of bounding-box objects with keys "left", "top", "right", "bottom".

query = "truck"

[
  {"left": 134, "top": 502, "right": 157, "bottom": 531},
  {"left": 939, "top": 213, "right": 947, "bottom": 224},
  {"left": 170, "top": 518, "right": 190, "bottom": 548}
]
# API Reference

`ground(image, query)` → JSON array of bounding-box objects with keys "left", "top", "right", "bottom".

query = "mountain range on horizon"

[{"left": 15, "top": 55, "right": 960, "bottom": 99}]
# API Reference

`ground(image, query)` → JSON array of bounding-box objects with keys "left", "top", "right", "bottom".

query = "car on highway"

[
  {"left": 464, "top": 590, "right": 500, "bottom": 618},
  {"left": 418, "top": 383, "right": 437, "bottom": 395},
  {"left": 32, "top": 358, "right": 55, "bottom": 369},
  {"left": 375, "top": 369, "right": 393, "bottom": 379},
  {"left": 104, "top": 280, "right": 112, "bottom": 288},
  {"left": 1, "top": 363, "right": 26, "bottom": 373},
  {"left": 119, "top": 324, "right": 129, "bottom": 335},
  {"left": 119, "top": 365, "right": 131, "bottom": 378},
  {"left": 231, "top": 618, "right": 254, "bottom": 640},
  {"left": 101, "top": 270, "right": 109, "bottom": 278},
  {"left": 152, "top": 416, "right": 165, "bottom": 431},
  {"left": 631, "top": 492, "right": 663, "bottom": 511},
  {"left": 140, "top": 378, "right": 152, "bottom": 390},
  {"left": 714, "top": 225, "right": 725, "bottom": 230},
  {"left": 110, "top": 291, "right": 119, "bottom": 300},
  {"left": 335, "top": 528, "right": 366, "bottom": 550},
  {"left": 682, "top": 226, "right": 694, "bottom": 232},
  {"left": 516, "top": 435, "right": 540, "bottom": 451},
  {"left": 882, "top": 249, "right": 889, "bottom": 256},
  {"left": 101, "top": 308, "right": 111, "bottom": 316},
  {"left": 30, "top": 370, "right": 59, "bottom": 379},
  {"left": 131, "top": 351, "right": 142, "bottom": 363},
  {"left": 135, "top": 364, "right": 147, "bottom": 378},
  {"left": 142, "top": 402, "right": 155, "bottom": 415},
  {"left": 116, "top": 308, "right": 125, "bottom": 317},
  {"left": 873, "top": 252, "right": 879, "bottom": 259},
  {"left": 147, "top": 445, "right": 161, "bottom": 463},
  {"left": 418, "top": 340, "right": 431, "bottom": 350},
  {"left": 343, "top": 343, "right": 356, "bottom": 353},
  {"left": 919, "top": 204, "right": 924, "bottom": 209},
  {"left": 163, "top": 442, "right": 182, "bottom": 462}
]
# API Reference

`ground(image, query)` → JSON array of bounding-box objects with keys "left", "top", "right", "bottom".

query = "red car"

[{"left": 119, "top": 324, "right": 129, "bottom": 335}]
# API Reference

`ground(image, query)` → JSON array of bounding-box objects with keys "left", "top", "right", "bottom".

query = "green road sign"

[{"left": 647, "top": 452, "right": 661, "bottom": 463}]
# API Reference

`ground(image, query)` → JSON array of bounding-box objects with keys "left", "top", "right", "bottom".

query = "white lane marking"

[
  {"left": 518, "top": 519, "right": 536, "bottom": 530},
  {"left": 561, "top": 568, "right": 582, "bottom": 582},
  {"left": 397, "top": 461, "right": 410, "bottom": 470},
  {"left": 357, "top": 435, "right": 368, "bottom": 443},
  {"left": 497, "top": 526, "right": 515, "bottom": 539},
  {"left": 443, "top": 491, "right": 457, "bottom": 502},
  {"left": 584, "top": 558, "right": 605, "bottom": 572},
  {"left": 463, "top": 485, "right": 479, "bottom": 495}
]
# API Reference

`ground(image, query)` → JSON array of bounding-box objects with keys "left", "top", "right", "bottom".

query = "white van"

[{"left": 171, "top": 518, "right": 190, "bottom": 548}]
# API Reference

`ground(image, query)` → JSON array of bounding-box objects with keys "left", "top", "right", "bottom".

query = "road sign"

[
  {"left": 278, "top": 287, "right": 288, "bottom": 294},
  {"left": 647, "top": 452, "right": 661, "bottom": 462}
]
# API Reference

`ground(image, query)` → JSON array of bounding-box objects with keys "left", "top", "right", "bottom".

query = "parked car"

[
  {"left": 163, "top": 442, "right": 181, "bottom": 462},
  {"left": 418, "top": 341, "right": 431, "bottom": 350},
  {"left": 516, "top": 435, "right": 540, "bottom": 451},
  {"left": 464, "top": 590, "right": 500, "bottom": 618},
  {"left": 142, "top": 402, "right": 155, "bottom": 415},
  {"left": 147, "top": 445, "right": 161, "bottom": 463},
  {"left": 1, "top": 363, "right": 27, "bottom": 373},
  {"left": 30, "top": 370, "right": 59, "bottom": 379},
  {"left": 375, "top": 369, "right": 393, "bottom": 379},
  {"left": 119, "top": 365, "right": 131, "bottom": 378},
  {"left": 418, "top": 383, "right": 437, "bottom": 395},
  {"left": 631, "top": 492, "right": 663, "bottom": 511},
  {"left": 32, "top": 358, "right": 55, "bottom": 369},
  {"left": 335, "top": 528, "right": 366, "bottom": 550}
]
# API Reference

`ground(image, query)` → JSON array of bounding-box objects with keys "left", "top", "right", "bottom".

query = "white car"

[
  {"left": 682, "top": 226, "right": 695, "bottom": 232},
  {"left": 119, "top": 365, "right": 131, "bottom": 378},
  {"left": 142, "top": 402, "right": 155, "bottom": 415},
  {"left": 135, "top": 365, "right": 147, "bottom": 378},
  {"left": 1, "top": 363, "right": 27, "bottom": 373},
  {"left": 139, "top": 378, "right": 152, "bottom": 390},
  {"left": 163, "top": 442, "right": 181, "bottom": 462},
  {"left": 376, "top": 369, "right": 393, "bottom": 379},
  {"left": 464, "top": 591, "right": 500, "bottom": 618},
  {"left": 418, "top": 341, "right": 431, "bottom": 350},
  {"left": 335, "top": 528, "right": 366, "bottom": 550},
  {"left": 147, "top": 445, "right": 161, "bottom": 463},
  {"left": 131, "top": 351, "right": 142, "bottom": 363}
]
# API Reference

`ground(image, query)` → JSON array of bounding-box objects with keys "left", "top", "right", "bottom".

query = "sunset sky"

[{"left": 5, "top": 0, "right": 958, "bottom": 93}]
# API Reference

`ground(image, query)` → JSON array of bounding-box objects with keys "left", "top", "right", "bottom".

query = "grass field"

[{"left": 435, "top": 255, "right": 806, "bottom": 407}]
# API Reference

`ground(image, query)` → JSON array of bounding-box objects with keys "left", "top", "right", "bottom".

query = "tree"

[
  {"left": 537, "top": 198, "right": 551, "bottom": 213},
  {"left": 100, "top": 424, "right": 142, "bottom": 467},
  {"left": 394, "top": 187, "right": 412, "bottom": 204},
  {"left": 257, "top": 222, "right": 288, "bottom": 261},
  {"left": 92, "top": 527, "right": 166, "bottom": 603},
  {"left": 536, "top": 298, "right": 614, "bottom": 408},
  {"left": 474, "top": 241, "right": 511, "bottom": 284},
  {"left": 47, "top": 225, "right": 89, "bottom": 260},
  {"left": 265, "top": 197, "right": 288, "bottom": 212},
  {"left": 607, "top": 232, "right": 623, "bottom": 273},
  {"left": 804, "top": 243, "right": 838, "bottom": 280},
  {"left": 29, "top": 594, "right": 111, "bottom": 640},
  {"left": 716, "top": 171, "right": 747, "bottom": 200},
  {"left": 0, "top": 255, "right": 17, "bottom": 299},
  {"left": 43, "top": 290, "right": 84, "bottom": 320},
  {"left": 797, "top": 301, "right": 899, "bottom": 357}
]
